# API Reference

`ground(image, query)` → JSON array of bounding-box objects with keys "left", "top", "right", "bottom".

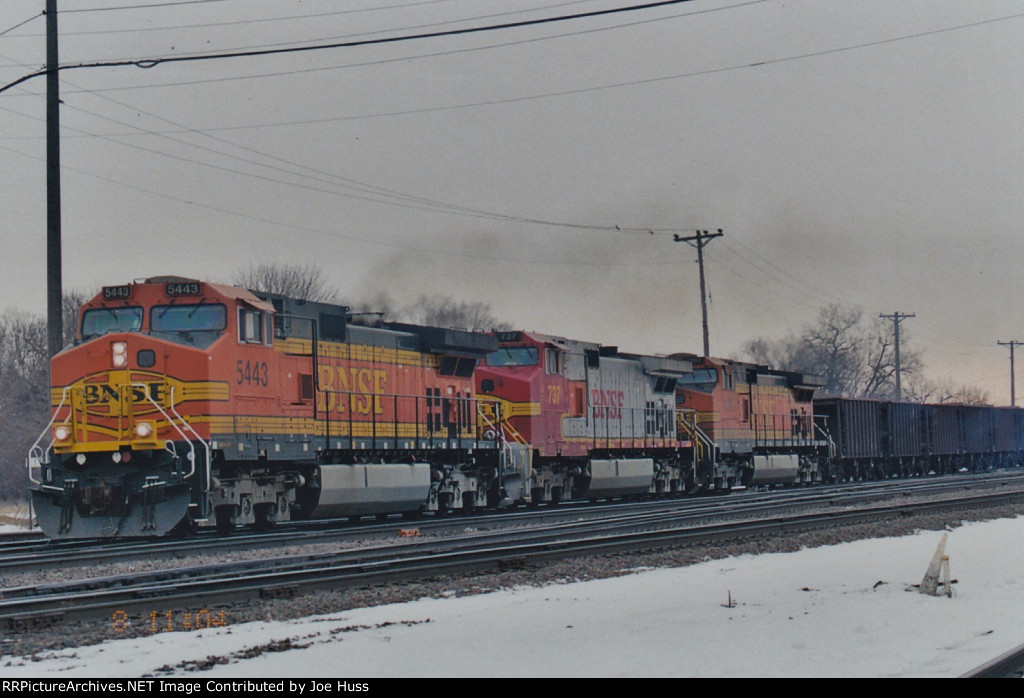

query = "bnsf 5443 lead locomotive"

[{"left": 28, "top": 277, "right": 502, "bottom": 537}]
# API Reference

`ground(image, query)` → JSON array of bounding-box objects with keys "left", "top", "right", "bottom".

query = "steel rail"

[
  {"left": 2, "top": 472, "right": 1023, "bottom": 573},
  {"left": 2, "top": 489, "right": 1021, "bottom": 632},
  {"left": 3, "top": 473, "right": 1021, "bottom": 574},
  {"left": 960, "top": 642, "right": 1024, "bottom": 678}
]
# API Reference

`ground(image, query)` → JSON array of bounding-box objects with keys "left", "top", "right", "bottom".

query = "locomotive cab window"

[
  {"left": 677, "top": 368, "right": 719, "bottom": 393},
  {"left": 485, "top": 346, "right": 539, "bottom": 367},
  {"left": 545, "top": 347, "right": 563, "bottom": 375},
  {"left": 150, "top": 304, "right": 226, "bottom": 347},
  {"left": 81, "top": 306, "right": 143, "bottom": 340},
  {"left": 238, "top": 307, "right": 265, "bottom": 344}
]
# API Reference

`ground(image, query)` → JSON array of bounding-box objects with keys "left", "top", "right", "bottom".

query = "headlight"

[
  {"left": 112, "top": 341, "right": 128, "bottom": 368},
  {"left": 54, "top": 425, "right": 72, "bottom": 442},
  {"left": 134, "top": 422, "right": 154, "bottom": 438}
]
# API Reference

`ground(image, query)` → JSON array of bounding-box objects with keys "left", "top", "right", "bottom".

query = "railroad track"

[
  {"left": 2, "top": 487, "right": 1022, "bottom": 633},
  {"left": 2, "top": 471, "right": 1022, "bottom": 574},
  {"left": 960, "top": 642, "right": 1024, "bottom": 678}
]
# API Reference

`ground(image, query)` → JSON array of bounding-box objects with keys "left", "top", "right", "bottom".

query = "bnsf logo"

[{"left": 82, "top": 382, "right": 165, "bottom": 405}]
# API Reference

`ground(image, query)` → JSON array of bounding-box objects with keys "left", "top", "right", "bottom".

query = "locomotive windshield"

[
  {"left": 151, "top": 304, "right": 227, "bottom": 346},
  {"left": 81, "top": 307, "right": 143, "bottom": 340},
  {"left": 676, "top": 367, "right": 718, "bottom": 393},
  {"left": 485, "top": 346, "right": 539, "bottom": 367}
]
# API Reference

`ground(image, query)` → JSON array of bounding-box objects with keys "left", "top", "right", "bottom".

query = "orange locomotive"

[
  {"left": 28, "top": 277, "right": 499, "bottom": 538},
  {"left": 672, "top": 355, "right": 831, "bottom": 490}
]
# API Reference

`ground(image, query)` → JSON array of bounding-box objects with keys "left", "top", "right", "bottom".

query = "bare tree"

[
  {"left": 233, "top": 263, "right": 340, "bottom": 303},
  {"left": 0, "top": 291, "right": 94, "bottom": 501},
  {"left": 742, "top": 303, "right": 923, "bottom": 398},
  {"left": 903, "top": 375, "right": 991, "bottom": 405}
]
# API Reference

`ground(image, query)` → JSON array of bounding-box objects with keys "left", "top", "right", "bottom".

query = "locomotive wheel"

[
  {"left": 684, "top": 474, "right": 704, "bottom": 495},
  {"left": 215, "top": 507, "right": 236, "bottom": 534},
  {"left": 253, "top": 503, "right": 276, "bottom": 531},
  {"left": 436, "top": 492, "right": 454, "bottom": 517},
  {"left": 529, "top": 487, "right": 545, "bottom": 507}
]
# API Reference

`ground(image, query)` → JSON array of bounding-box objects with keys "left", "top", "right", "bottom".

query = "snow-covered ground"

[{"left": 3, "top": 515, "right": 1022, "bottom": 678}]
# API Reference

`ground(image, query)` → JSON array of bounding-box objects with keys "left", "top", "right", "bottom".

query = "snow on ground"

[{"left": 3, "top": 515, "right": 1023, "bottom": 678}]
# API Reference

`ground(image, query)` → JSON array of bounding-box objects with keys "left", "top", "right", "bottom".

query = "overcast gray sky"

[{"left": 1, "top": 0, "right": 1022, "bottom": 401}]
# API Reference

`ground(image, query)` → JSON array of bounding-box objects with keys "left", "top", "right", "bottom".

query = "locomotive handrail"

[
  {"left": 677, "top": 408, "right": 716, "bottom": 473},
  {"left": 131, "top": 383, "right": 200, "bottom": 485},
  {"left": 167, "top": 387, "right": 212, "bottom": 492},
  {"left": 814, "top": 420, "right": 837, "bottom": 458},
  {"left": 315, "top": 387, "right": 482, "bottom": 446},
  {"left": 477, "top": 398, "right": 514, "bottom": 466},
  {"left": 27, "top": 386, "right": 72, "bottom": 484}
]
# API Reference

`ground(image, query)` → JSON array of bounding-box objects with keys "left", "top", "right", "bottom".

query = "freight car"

[{"left": 815, "top": 397, "right": 1024, "bottom": 479}]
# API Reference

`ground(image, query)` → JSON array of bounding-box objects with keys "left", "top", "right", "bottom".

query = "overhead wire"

[
  {"left": 0, "top": 126, "right": 686, "bottom": 267},
  {"left": 1, "top": 23, "right": 712, "bottom": 237},
  {"left": 2, "top": 0, "right": 766, "bottom": 99},
  {"left": 0, "top": 0, "right": 707, "bottom": 94},
  {"left": 0, "top": 11, "right": 42, "bottom": 38},
  {"left": 46, "top": 1, "right": 596, "bottom": 38},
  {"left": 13, "top": 6, "right": 1013, "bottom": 135},
  {"left": 62, "top": 0, "right": 229, "bottom": 12}
]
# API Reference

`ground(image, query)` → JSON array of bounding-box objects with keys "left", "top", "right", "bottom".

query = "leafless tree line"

[
  {"left": 742, "top": 303, "right": 989, "bottom": 404},
  {"left": 0, "top": 293, "right": 87, "bottom": 502},
  {"left": 233, "top": 263, "right": 512, "bottom": 331}
]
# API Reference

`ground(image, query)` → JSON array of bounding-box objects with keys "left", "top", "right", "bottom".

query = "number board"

[
  {"left": 495, "top": 331, "right": 522, "bottom": 342},
  {"left": 102, "top": 285, "right": 132, "bottom": 300},
  {"left": 166, "top": 282, "right": 202, "bottom": 297}
]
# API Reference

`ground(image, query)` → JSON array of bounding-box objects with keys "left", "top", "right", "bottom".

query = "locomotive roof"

[
  {"left": 500, "top": 330, "right": 693, "bottom": 374},
  {"left": 253, "top": 291, "right": 496, "bottom": 356},
  {"left": 670, "top": 353, "right": 825, "bottom": 389},
  {"left": 90, "top": 278, "right": 275, "bottom": 313}
]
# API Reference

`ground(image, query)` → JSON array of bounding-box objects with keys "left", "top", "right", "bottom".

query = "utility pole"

[
  {"left": 46, "top": 0, "right": 63, "bottom": 358},
  {"left": 673, "top": 229, "right": 723, "bottom": 356},
  {"left": 880, "top": 311, "right": 915, "bottom": 401},
  {"left": 997, "top": 340, "right": 1023, "bottom": 407}
]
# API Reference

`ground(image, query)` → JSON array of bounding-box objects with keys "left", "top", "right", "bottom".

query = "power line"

[
  {"left": 0, "top": 0, "right": 705, "bottom": 94},
  {"left": 0, "top": 1, "right": 766, "bottom": 97},
  {"left": 13, "top": 6, "right": 1014, "bottom": 134},
  {"left": 0, "top": 136, "right": 687, "bottom": 268},
  {"left": 44, "top": 0, "right": 591, "bottom": 38},
  {"left": 0, "top": 12, "right": 42, "bottom": 38},
  {"left": 5, "top": 49, "right": 710, "bottom": 236},
  {"left": 62, "top": 0, "right": 229, "bottom": 13}
]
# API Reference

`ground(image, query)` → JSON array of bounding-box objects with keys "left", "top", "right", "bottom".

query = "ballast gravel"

[{"left": 2, "top": 498, "right": 1023, "bottom": 660}]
